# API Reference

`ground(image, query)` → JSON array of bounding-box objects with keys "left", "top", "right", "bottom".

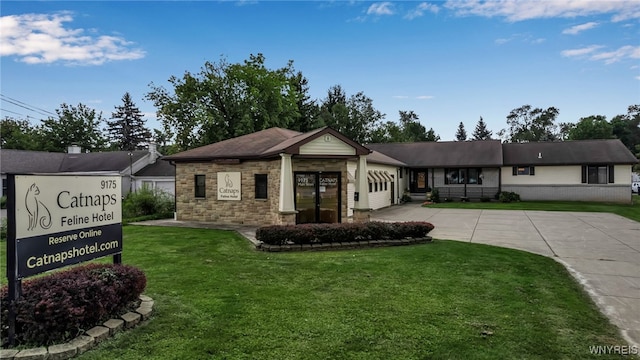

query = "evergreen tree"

[
  {"left": 108, "top": 92, "right": 151, "bottom": 150},
  {"left": 472, "top": 117, "right": 493, "bottom": 140},
  {"left": 455, "top": 122, "right": 467, "bottom": 141}
]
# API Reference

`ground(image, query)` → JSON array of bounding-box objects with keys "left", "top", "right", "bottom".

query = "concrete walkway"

[{"left": 370, "top": 203, "right": 640, "bottom": 348}]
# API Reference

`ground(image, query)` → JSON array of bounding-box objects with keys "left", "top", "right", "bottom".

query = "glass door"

[{"left": 294, "top": 172, "right": 341, "bottom": 224}]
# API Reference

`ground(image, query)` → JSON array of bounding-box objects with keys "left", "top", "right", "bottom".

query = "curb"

[
  {"left": 256, "top": 236, "right": 433, "bottom": 252},
  {"left": 0, "top": 294, "right": 154, "bottom": 360}
]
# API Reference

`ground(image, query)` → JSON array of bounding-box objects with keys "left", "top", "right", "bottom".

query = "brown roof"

[
  {"left": 503, "top": 139, "right": 639, "bottom": 165},
  {"left": 163, "top": 127, "right": 370, "bottom": 162},
  {"left": 367, "top": 151, "right": 406, "bottom": 166},
  {"left": 367, "top": 140, "right": 504, "bottom": 167}
]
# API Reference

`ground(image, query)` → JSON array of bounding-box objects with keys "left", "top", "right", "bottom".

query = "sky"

[{"left": 1, "top": 1, "right": 639, "bottom": 142}]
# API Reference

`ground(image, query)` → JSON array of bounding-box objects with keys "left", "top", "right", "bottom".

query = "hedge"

[
  {"left": 1, "top": 263, "right": 146, "bottom": 347},
  {"left": 256, "top": 221, "right": 435, "bottom": 245}
]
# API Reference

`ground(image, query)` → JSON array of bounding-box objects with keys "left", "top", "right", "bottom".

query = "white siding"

[
  {"left": 502, "top": 166, "right": 581, "bottom": 185},
  {"left": 367, "top": 163, "right": 398, "bottom": 211},
  {"left": 299, "top": 135, "right": 356, "bottom": 155}
]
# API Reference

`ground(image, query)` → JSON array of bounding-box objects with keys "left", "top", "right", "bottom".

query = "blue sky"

[{"left": 1, "top": 1, "right": 639, "bottom": 142}]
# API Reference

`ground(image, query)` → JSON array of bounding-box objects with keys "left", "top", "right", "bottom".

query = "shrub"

[
  {"left": 480, "top": 196, "right": 491, "bottom": 203},
  {"left": 123, "top": 186, "right": 174, "bottom": 219},
  {"left": 0, "top": 217, "right": 6, "bottom": 241},
  {"left": 499, "top": 191, "right": 521, "bottom": 203},
  {"left": 256, "top": 221, "right": 435, "bottom": 245},
  {"left": 0, "top": 196, "right": 6, "bottom": 209},
  {"left": 430, "top": 188, "right": 440, "bottom": 203},
  {"left": 1, "top": 263, "right": 146, "bottom": 347}
]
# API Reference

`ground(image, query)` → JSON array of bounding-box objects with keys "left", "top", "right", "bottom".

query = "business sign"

[
  {"left": 11, "top": 174, "right": 123, "bottom": 278},
  {"left": 217, "top": 172, "right": 241, "bottom": 200}
]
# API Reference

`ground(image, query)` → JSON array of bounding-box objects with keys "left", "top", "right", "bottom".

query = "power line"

[
  {"left": 0, "top": 108, "right": 25, "bottom": 117},
  {"left": 0, "top": 94, "right": 57, "bottom": 117}
]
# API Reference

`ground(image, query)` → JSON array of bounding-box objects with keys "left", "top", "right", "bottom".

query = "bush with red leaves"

[
  {"left": 1, "top": 263, "right": 146, "bottom": 347},
  {"left": 256, "top": 221, "right": 434, "bottom": 245}
]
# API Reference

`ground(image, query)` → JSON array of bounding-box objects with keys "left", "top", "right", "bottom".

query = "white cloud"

[
  {"left": 444, "top": 0, "right": 640, "bottom": 22},
  {"left": 416, "top": 95, "right": 434, "bottom": 100},
  {"left": 405, "top": 2, "right": 439, "bottom": 20},
  {"left": 392, "top": 95, "right": 409, "bottom": 99},
  {"left": 367, "top": 2, "right": 395, "bottom": 16},
  {"left": 0, "top": 12, "right": 145, "bottom": 65},
  {"left": 590, "top": 45, "right": 640, "bottom": 64},
  {"left": 561, "top": 45, "right": 604, "bottom": 58},
  {"left": 562, "top": 22, "right": 599, "bottom": 35},
  {"left": 495, "top": 33, "right": 544, "bottom": 45},
  {"left": 562, "top": 45, "right": 640, "bottom": 64}
]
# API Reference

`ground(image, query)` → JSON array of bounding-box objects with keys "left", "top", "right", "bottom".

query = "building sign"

[
  {"left": 217, "top": 172, "right": 241, "bottom": 200},
  {"left": 11, "top": 175, "right": 122, "bottom": 278}
]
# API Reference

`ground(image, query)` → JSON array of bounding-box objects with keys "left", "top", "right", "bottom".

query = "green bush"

[
  {"left": 431, "top": 188, "right": 440, "bottom": 203},
  {"left": 499, "top": 191, "right": 521, "bottom": 203},
  {"left": 256, "top": 221, "right": 435, "bottom": 245},
  {"left": 0, "top": 196, "right": 6, "bottom": 209},
  {"left": 1, "top": 263, "right": 146, "bottom": 347},
  {"left": 0, "top": 217, "right": 6, "bottom": 240},
  {"left": 123, "top": 186, "right": 174, "bottom": 219}
]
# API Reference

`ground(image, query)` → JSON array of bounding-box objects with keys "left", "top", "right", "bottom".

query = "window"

[
  {"left": 445, "top": 168, "right": 483, "bottom": 185},
  {"left": 582, "top": 165, "right": 614, "bottom": 184},
  {"left": 195, "top": 175, "right": 206, "bottom": 198},
  {"left": 512, "top": 166, "right": 535, "bottom": 176},
  {"left": 369, "top": 182, "right": 373, "bottom": 193},
  {"left": 255, "top": 174, "right": 268, "bottom": 199},
  {"left": 374, "top": 182, "right": 378, "bottom": 192},
  {"left": 384, "top": 182, "right": 388, "bottom": 191}
]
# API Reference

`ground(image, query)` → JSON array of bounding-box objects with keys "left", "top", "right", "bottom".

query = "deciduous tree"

[
  {"left": 502, "top": 105, "right": 560, "bottom": 143},
  {"left": 39, "top": 103, "right": 108, "bottom": 152},
  {"left": 566, "top": 115, "right": 613, "bottom": 140},
  {"left": 0, "top": 117, "right": 41, "bottom": 150}
]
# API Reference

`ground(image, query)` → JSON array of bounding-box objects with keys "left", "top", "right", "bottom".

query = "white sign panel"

[
  {"left": 12, "top": 175, "right": 122, "bottom": 278},
  {"left": 217, "top": 172, "right": 241, "bottom": 200}
]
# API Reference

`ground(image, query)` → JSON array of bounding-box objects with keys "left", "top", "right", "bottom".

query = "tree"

[
  {"left": 472, "top": 117, "right": 493, "bottom": 140},
  {"left": 566, "top": 115, "right": 613, "bottom": 140},
  {"left": 318, "top": 85, "right": 384, "bottom": 143},
  {"left": 502, "top": 105, "right": 560, "bottom": 143},
  {"left": 146, "top": 54, "right": 301, "bottom": 151},
  {"left": 39, "top": 103, "right": 107, "bottom": 152},
  {"left": 455, "top": 122, "right": 467, "bottom": 141},
  {"left": 0, "top": 117, "right": 42, "bottom": 150},
  {"left": 368, "top": 110, "right": 439, "bottom": 143},
  {"left": 610, "top": 105, "right": 640, "bottom": 153},
  {"left": 107, "top": 92, "right": 151, "bottom": 151},
  {"left": 288, "top": 71, "right": 320, "bottom": 132},
  {"left": 425, "top": 128, "right": 440, "bottom": 142}
]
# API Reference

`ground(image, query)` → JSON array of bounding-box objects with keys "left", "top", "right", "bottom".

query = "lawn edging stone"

[
  {"left": 0, "top": 295, "right": 154, "bottom": 360},
  {"left": 256, "top": 236, "right": 432, "bottom": 252}
]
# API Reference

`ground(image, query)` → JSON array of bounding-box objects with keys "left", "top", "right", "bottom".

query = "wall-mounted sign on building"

[
  {"left": 217, "top": 172, "right": 241, "bottom": 200},
  {"left": 10, "top": 174, "right": 123, "bottom": 278}
]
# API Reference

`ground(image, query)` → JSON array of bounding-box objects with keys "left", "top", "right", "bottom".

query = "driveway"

[{"left": 371, "top": 203, "right": 640, "bottom": 348}]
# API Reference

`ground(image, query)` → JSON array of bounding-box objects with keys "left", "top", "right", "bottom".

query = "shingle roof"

[
  {"left": 163, "top": 127, "right": 370, "bottom": 161},
  {"left": 503, "top": 139, "right": 638, "bottom": 165},
  {"left": 367, "top": 140, "right": 504, "bottom": 167},
  {"left": 1, "top": 149, "right": 150, "bottom": 174},
  {"left": 367, "top": 151, "right": 406, "bottom": 166},
  {"left": 136, "top": 160, "right": 175, "bottom": 177},
  {"left": 0, "top": 149, "right": 66, "bottom": 173}
]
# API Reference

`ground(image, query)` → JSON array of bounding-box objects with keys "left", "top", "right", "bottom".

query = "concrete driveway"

[{"left": 371, "top": 203, "right": 640, "bottom": 348}]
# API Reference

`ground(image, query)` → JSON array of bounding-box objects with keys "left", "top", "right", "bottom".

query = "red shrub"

[{"left": 1, "top": 263, "right": 146, "bottom": 347}]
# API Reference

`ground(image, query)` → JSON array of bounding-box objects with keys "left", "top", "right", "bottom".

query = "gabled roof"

[
  {"left": 367, "top": 151, "right": 407, "bottom": 167},
  {"left": 135, "top": 159, "right": 175, "bottom": 177},
  {"left": 1, "top": 149, "right": 151, "bottom": 174},
  {"left": 163, "top": 127, "right": 370, "bottom": 162},
  {"left": 59, "top": 151, "right": 148, "bottom": 172},
  {"left": 367, "top": 140, "right": 504, "bottom": 167},
  {"left": 503, "top": 139, "right": 638, "bottom": 165},
  {"left": 0, "top": 149, "right": 66, "bottom": 173}
]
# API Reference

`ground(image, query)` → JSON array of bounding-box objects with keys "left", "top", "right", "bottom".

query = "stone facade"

[
  {"left": 175, "top": 158, "right": 353, "bottom": 226},
  {"left": 175, "top": 160, "right": 281, "bottom": 225}
]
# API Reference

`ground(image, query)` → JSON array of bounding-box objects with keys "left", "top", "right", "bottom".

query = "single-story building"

[
  {"left": 1, "top": 144, "right": 174, "bottom": 197},
  {"left": 164, "top": 127, "right": 638, "bottom": 226}
]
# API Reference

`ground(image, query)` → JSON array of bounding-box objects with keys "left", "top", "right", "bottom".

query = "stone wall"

[
  {"left": 175, "top": 158, "right": 352, "bottom": 226},
  {"left": 175, "top": 160, "right": 281, "bottom": 225}
]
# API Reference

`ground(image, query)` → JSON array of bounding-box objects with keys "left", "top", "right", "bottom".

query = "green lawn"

[
  {"left": 54, "top": 226, "right": 634, "bottom": 360},
  {"left": 424, "top": 195, "right": 640, "bottom": 222}
]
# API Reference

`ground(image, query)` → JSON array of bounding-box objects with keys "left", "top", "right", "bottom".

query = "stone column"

[
  {"left": 353, "top": 154, "right": 371, "bottom": 222},
  {"left": 278, "top": 153, "right": 297, "bottom": 224}
]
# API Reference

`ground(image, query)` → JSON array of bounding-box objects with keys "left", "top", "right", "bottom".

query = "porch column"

[
  {"left": 353, "top": 154, "right": 371, "bottom": 222},
  {"left": 278, "top": 153, "right": 296, "bottom": 224}
]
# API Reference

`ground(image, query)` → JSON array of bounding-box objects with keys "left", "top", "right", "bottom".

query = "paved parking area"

[{"left": 371, "top": 203, "right": 640, "bottom": 348}]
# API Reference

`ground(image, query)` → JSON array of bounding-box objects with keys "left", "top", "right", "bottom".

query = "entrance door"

[
  {"left": 295, "top": 172, "right": 341, "bottom": 224},
  {"left": 410, "top": 169, "right": 429, "bottom": 193}
]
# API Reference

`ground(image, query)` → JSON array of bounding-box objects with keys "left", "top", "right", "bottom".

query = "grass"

[
  {"left": 424, "top": 194, "right": 640, "bottom": 222},
  {"left": 15, "top": 225, "right": 628, "bottom": 360}
]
